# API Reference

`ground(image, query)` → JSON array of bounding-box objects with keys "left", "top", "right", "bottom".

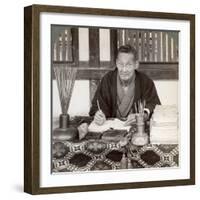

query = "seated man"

[{"left": 89, "top": 44, "right": 161, "bottom": 126}]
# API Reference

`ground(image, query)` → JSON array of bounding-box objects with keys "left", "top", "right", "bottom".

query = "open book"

[{"left": 88, "top": 118, "right": 131, "bottom": 133}]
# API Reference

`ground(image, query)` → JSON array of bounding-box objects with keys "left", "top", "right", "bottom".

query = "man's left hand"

[
  {"left": 78, "top": 123, "right": 88, "bottom": 140},
  {"left": 124, "top": 113, "right": 136, "bottom": 126}
]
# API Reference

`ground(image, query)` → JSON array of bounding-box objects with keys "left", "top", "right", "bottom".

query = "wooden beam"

[
  {"left": 89, "top": 28, "right": 100, "bottom": 67},
  {"left": 52, "top": 62, "right": 178, "bottom": 80},
  {"left": 110, "top": 29, "right": 118, "bottom": 67},
  {"left": 71, "top": 28, "right": 79, "bottom": 66}
]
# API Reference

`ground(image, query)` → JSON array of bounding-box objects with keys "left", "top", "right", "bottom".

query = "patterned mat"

[{"left": 52, "top": 140, "right": 178, "bottom": 172}]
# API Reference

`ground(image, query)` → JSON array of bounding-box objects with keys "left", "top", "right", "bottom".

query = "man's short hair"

[{"left": 117, "top": 44, "right": 138, "bottom": 61}]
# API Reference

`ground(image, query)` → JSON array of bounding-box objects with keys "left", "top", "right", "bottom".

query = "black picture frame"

[{"left": 24, "top": 4, "right": 195, "bottom": 194}]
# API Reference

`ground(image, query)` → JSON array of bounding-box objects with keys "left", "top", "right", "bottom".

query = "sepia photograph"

[
  {"left": 24, "top": 5, "right": 195, "bottom": 194},
  {"left": 51, "top": 25, "right": 179, "bottom": 172}
]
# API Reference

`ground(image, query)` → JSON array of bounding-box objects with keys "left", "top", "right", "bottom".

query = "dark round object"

[{"left": 53, "top": 127, "right": 78, "bottom": 141}]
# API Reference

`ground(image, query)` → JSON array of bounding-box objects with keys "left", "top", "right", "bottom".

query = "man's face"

[{"left": 116, "top": 52, "right": 138, "bottom": 81}]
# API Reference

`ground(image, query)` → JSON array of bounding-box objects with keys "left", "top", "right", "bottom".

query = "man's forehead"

[{"left": 117, "top": 53, "right": 135, "bottom": 61}]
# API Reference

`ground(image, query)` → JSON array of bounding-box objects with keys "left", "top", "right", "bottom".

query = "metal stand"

[
  {"left": 131, "top": 114, "right": 148, "bottom": 146},
  {"left": 53, "top": 113, "right": 78, "bottom": 141}
]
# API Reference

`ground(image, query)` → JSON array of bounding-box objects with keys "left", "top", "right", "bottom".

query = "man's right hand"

[{"left": 94, "top": 110, "right": 106, "bottom": 125}]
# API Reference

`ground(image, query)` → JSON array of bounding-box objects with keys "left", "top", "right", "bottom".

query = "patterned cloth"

[{"left": 52, "top": 139, "right": 178, "bottom": 172}]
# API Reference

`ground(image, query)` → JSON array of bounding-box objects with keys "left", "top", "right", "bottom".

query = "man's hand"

[
  {"left": 144, "top": 112, "right": 149, "bottom": 121},
  {"left": 124, "top": 113, "right": 136, "bottom": 126},
  {"left": 78, "top": 123, "right": 88, "bottom": 140},
  {"left": 94, "top": 110, "right": 106, "bottom": 125}
]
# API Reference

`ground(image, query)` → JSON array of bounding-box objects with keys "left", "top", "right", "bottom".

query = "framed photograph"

[{"left": 24, "top": 4, "right": 195, "bottom": 194}]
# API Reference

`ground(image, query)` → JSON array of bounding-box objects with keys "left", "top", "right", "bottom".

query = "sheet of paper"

[{"left": 88, "top": 118, "right": 131, "bottom": 132}]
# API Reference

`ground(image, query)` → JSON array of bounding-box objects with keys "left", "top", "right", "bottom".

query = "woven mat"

[
  {"left": 52, "top": 116, "right": 178, "bottom": 172},
  {"left": 52, "top": 140, "right": 178, "bottom": 172}
]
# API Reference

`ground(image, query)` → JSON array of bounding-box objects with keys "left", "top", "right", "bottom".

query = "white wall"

[
  {"left": 53, "top": 80, "right": 178, "bottom": 118},
  {"left": 52, "top": 79, "right": 177, "bottom": 138},
  {"left": 53, "top": 80, "right": 90, "bottom": 118},
  {"left": 0, "top": 0, "right": 199, "bottom": 200},
  {"left": 154, "top": 80, "right": 178, "bottom": 105}
]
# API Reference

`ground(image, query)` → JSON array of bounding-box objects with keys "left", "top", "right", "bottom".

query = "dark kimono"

[{"left": 89, "top": 68, "right": 161, "bottom": 118}]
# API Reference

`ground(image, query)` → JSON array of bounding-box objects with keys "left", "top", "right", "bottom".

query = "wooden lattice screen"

[
  {"left": 52, "top": 26, "right": 179, "bottom": 104},
  {"left": 117, "top": 29, "right": 179, "bottom": 63}
]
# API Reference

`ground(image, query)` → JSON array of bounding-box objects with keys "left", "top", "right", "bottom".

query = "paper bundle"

[
  {"left": 150, "top": 105, "right": 179, "bottom": 144},
  {"left": 88, "top": 118, "right": 131, "bottom": 133}
]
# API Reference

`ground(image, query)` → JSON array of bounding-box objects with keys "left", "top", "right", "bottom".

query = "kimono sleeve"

[
  {"left": 143, "top": 78, "right": 161, "bottom": 114},
  {"left": 89, "top": 76, "right": 112, "bottom": 117}
]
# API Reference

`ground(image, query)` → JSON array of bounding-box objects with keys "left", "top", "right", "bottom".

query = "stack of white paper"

[{"left": 150, "top": 105, "right": 179, "bottom": 144}]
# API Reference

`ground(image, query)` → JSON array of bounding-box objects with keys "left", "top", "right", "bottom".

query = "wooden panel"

[
  {"left": 144, "top": 31, "right": 148, "bottom": 61},
  {"left": 164, "top": 32, "right": 168, "bottom": 62},
  {"left": 155, "top": 32, "right": 160, "bottom": 62},
  {"left": 160, "top": 32, "right": 163, "bottom": 62},
  {"left": 125, "top": 29, "right": 129, "bottom": 44},
  {"left": 117, "top": 29, "right": 123, "bottom": 47},
  {"left": 77, "top": 67, "right": 112, "bottom": 80},
  {"left": 141, "top": 31, "right": 145, "bottom": 61},
  {"left": 152, "top": 32, "right": 156, "bottom": 62},
  {"left": 110, "top": 29, "right": 118, "bottom": 67},
  {"left": 149, "top": 32, "right": 153, "bottom": 62},
  {"left": 138, "top": 31, "right": 142, "bottom": 61},
  {"left": 133, "top": 31, "right": 137, "bottom": 50},
  {"left": 146, "top": 31, "right": 150, "bottom": 61},
  {"left": 77, "top": 64, "right": 178, "bottom": 80},
  {"left": 52, "top": 28, "right": 179, "bottom": 82},
  {"left": 171, "top": 36, "right": 175, "bottom": 62},
  {"left": 71, "top": 28, "right": 79, "bottom": 66},
  {"left": 168, "top": 32, "right": 172, "bottom": 62},
  {"left": 51, "top": 26, "right": 78, "bottom": 64},
  {"left": 139, "top": 62, "right": 178, "bottom": 80},
  {"left": 174, "top": 32, "right": 179, "bottom": 61},
  {"left": 89, "top": 28, "right": 100, "bottom": 67},
  {"left": 52, "top": 62, "right": 178, "bottom": 80}
]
